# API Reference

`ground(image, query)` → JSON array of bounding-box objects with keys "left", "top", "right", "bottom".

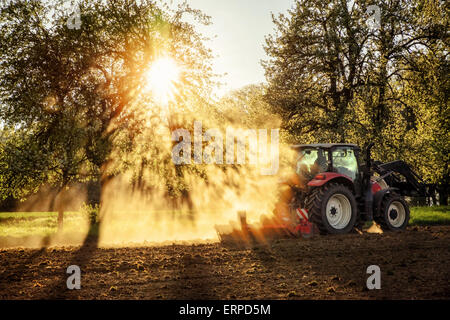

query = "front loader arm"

[{"left": 373, "top": 160, "right": 432, "bottom": 197}]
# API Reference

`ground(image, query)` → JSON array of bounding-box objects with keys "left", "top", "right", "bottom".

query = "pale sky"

[{"left": 172, "top": 0, "right": 295, "bottom": 96}]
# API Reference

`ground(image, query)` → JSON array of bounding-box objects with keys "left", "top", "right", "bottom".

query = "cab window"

[
  {"left": 331, "top": 148, "right": 358, "bottom": 180},
  {"left": 296, "top": 149, "right": 329, "bottom": 178}
]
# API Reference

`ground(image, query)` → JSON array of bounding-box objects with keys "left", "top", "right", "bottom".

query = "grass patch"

[
  {"left": 409, "top": 206, "right": 450, "bottom": 226},
  {"left": 0, "top": 211, "right": 92, "bottom": 237}
]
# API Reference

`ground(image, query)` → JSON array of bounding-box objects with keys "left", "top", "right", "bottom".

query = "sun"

[{"left": 144, "top": 57, "right": 180, "bottom": 105}]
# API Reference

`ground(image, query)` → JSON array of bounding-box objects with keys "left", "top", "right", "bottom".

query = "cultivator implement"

[{"left": 215, "top": 209, "right": 316, "bottom": 244}]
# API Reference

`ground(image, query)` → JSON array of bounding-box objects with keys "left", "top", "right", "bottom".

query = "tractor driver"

[{"left": 296, "top": 149, "right": 328, "bottom": 180}]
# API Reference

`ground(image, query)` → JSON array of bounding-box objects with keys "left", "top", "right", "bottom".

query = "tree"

[
  {"left": 263, "top": 0, "right": 444, "bottom": 144},
  {"left": 399, "top": 49, "right": 449, "bottom": 205},
  {"left": 263, "top": 0, "right": 372, "bottom": 142},
  {"left": 263, "top": 0, "right": 448, "bottom": 203},
  {"left": 0, "top": 0, "right": 214, "bottom": 227},
  {"left": 218, "top": 84, "right": 279, "bottom": 128}
]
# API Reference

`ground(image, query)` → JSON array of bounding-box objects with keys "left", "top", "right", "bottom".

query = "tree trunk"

[
  {"left": 56, "top": 186, "right": 67, "bottom": 232},
  {"left": 57, "top": 209, "right": 64, "bottom": 231},
  {"left": 439, "top": 190, "right": 448, "bottom": 206},
  {"left": 431, "top": 189, "right": 437, "bottom": 206},
  {"left": 87, "top": 179, "right": 101, "bottom": 206}
]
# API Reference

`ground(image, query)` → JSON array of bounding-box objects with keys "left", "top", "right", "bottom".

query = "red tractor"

[{"left": 217, "top": 143, "right": 431, "bottom": 241}]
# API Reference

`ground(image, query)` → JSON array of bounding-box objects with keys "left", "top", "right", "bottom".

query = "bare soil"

[{"left": 0, "top": 226, "right": 449, "bottom": 299}]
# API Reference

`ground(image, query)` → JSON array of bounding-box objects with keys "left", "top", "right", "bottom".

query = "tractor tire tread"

[
  {"left": 305, "top": 183, "right": 356, "bottom": 235},
  {"left": 375, "top": 194, "right": 410, "bottom": 231}
]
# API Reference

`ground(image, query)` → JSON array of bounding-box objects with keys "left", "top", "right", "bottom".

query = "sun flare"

[{"left": 144, "top": 57, "right": 180, "bottom": 105}]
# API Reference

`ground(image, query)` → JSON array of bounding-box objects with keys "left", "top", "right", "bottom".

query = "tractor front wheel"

[
  {"left": 305, "top": 183, "right": 357, "bottom": 234},
  {"left": 377, "top": 195, "right": 410, "bottom": 231}
]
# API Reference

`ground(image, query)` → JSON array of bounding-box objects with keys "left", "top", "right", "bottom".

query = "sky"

[{"left": 172, "top": 0, "right": 295, "bottom": 96}]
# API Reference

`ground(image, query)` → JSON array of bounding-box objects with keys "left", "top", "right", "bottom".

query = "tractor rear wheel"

[
  {"left": 377, "top": 194, "right": 410, "bottom": 231},
  {"left": 305, "top": 183, "right": 357, "bottom": 234}
]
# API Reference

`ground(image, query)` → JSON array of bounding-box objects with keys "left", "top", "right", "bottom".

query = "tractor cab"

[{"left": 292, "top": 144, "right": 362, "bottom": 189}]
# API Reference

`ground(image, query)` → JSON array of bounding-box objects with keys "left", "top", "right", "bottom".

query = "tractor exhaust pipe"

[
  {"left": 365, "top": 142, "right": 375, "bottom": 170},
  {"left": 365, "top": 143, "right": 375, "bottom": 221}
]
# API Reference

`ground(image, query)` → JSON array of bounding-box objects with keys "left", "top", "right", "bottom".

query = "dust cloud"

[{"left": 96, "top": 103, "right": 295, "bottom": 246}]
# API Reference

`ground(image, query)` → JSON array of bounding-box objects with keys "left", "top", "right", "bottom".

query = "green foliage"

[
  {"left": 0, "top": 128, "right": 51, "bottom": 200},
  {"left": 218, "top": 84, "right": 280, "bottom": 129},
  {"left": 398, "top": 50, "right": 449, "bottom": 188},
  {"left": 80, "top": 203, "right": 99, "bottom": 224}
]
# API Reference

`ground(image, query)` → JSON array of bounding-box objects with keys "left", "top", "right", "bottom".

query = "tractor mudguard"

[
  {"left": 307, "top": 172, "right": 353, "bottom": 188},
  {"left": 373, "top": 188, "right": 399, "bottom": 217}
]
